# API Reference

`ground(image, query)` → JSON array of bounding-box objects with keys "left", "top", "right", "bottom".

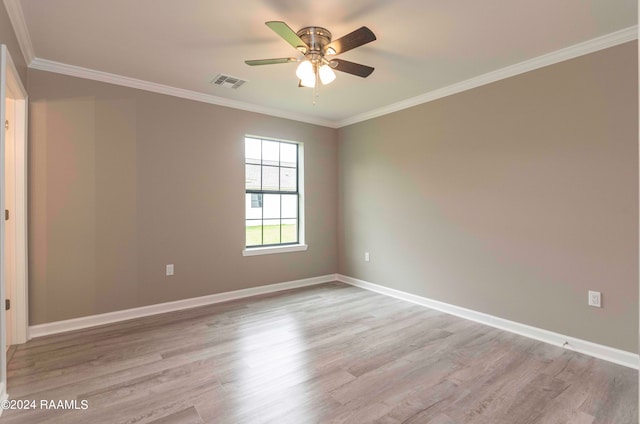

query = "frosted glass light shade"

[
  {"left": 319, "top": 64, "right": 336, "bottom": 85},
  {"left": 300, "top": 76, "right": 316, "bottom": 88},
  {"left": 296, "top": 60, "right": 314, "bottom": 81}
]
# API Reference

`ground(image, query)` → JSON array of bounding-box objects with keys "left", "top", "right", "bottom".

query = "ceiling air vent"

[{"left": 211, "top": 74, "right": 247, "bottom": 89}]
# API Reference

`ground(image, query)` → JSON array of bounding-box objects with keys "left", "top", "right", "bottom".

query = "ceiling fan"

[{"left": 245, "top": 21, "right": 376, "bottom": 90}]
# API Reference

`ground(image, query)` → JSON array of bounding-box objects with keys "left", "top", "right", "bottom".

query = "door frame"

[{"left": 0, "top": 44, "right": 28, "bottom": 403}]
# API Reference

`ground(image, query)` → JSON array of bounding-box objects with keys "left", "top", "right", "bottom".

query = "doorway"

[{"left": 0, "top": 45, "right": 28, "bottom": 404}]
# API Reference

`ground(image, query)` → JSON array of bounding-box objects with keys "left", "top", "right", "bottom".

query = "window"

[{"left": 244, "top": 136, "right": 305, "bottom": 253}]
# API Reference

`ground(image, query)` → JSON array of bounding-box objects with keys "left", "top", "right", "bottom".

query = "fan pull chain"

[
  {"left": 312, "top": 82, "right": 316, "bottom": 105},
  {"left": 312, "top": 66, "right": 318, "bottom": 105}
]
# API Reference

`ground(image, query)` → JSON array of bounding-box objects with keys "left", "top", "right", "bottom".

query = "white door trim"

[
  {"left": 0, "top": 44, "right": 28, "bottom": 409},
  {"left": 3, "top": 46, "right": 28, "bottom": 346}
]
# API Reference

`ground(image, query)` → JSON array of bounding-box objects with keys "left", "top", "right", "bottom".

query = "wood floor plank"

[
  {"left": 147, "top": 406, "right": 204, "bottom": 424},
  {"left": 3, "top": 282, "right": 637, "bottom": 424}
]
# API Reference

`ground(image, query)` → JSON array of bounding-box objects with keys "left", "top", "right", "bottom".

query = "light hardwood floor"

[{"left": 3, "top": 282, "right": 638, "bottom": 423}]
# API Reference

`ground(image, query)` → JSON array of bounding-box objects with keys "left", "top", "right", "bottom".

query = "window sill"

[{"left": 243, "top": 244, "right": 308, "bottom": 256}]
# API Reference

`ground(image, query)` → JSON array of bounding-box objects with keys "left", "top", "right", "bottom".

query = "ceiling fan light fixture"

[
  {"left": 296, "top": 60, "right": 314, "bottom": 81},
  {"left": 319, "top": 64, "right": 336, "bottom": 85}
]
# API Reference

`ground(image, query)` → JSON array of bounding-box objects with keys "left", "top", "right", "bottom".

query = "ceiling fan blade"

[
  {"left": 324, "top": 26, "right": 376, "bottom": 55},
  {"left": 245, "top": 58, "right": 298, "bottom": 66},
  {"left": 265, "top": 21, "right": 309, "bottom": 53},
  {"left": 330, "top": 59, "right": 374, "bottom": 78}
]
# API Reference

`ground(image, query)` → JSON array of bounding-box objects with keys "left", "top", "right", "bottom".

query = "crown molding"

[
  {"left": 3, "top": 0, "right": 35, "bottom": 64},
  {"left": 28, "top": 58, "right": 337, "bottom": 128},
  {"left": 336, "top": 25, "right": 639, "bottom": 128}
]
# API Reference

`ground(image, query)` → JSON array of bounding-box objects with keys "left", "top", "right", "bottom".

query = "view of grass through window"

[{"left": 245, "top": 224, "right": 297, "bottom": 246}]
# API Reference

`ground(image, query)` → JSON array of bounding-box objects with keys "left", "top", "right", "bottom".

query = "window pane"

[
  {"left": 263, "top": 194, "right": 280, "bottom": 219},
  {"left": 262, "top": 166, "right": 279, "bottom": 191},
  {"left": 282, "top": 219, "right": 297, "bottom": 243},
  {"left": 280, "top": 143, "right": 297, "bottom": 168},
  {"left": 280, "top": 167, "right": 296, "bottom": 191},
  {"left": 245, "top": 138, "right": 261, "bottom": 165},
  {"left": 246, "top": 194, "right": 262, "bottom": 219},
  {"left": 263, "top": 141, "right": 279, "bottom": 166},
  {"left": 281, "top": 194, "right": 297, "bottom": 218},
  {"left": 245, "top": 164, "right": 261, "bottom": 190},
  {"left": 251, "top": 193, "right": 263, "bottom": 208},
  {"left": 263, "top": 219, "right": 281, "bottom": 245},
  {"left": 246, "top": 220, "right": 262, "bottom": 246}
]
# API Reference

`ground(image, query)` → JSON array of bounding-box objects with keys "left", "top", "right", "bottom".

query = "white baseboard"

[
  {"left": 27, "top": 273, "right": 639, "bottom": 369},
  {"left": 337, "top": 274, "right": 639, "bottom": 370},
  {"left": 29, "top": 274, "right": 338, "bottom": 339}
]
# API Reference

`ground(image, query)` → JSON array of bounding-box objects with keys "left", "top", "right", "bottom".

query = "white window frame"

[{"left": 243, "top": 136, "right": 307, "bottom": 256}]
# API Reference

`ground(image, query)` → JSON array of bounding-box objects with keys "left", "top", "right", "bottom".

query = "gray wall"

[
  {"left": 338, "top": 42, "right": 639, "bottom": 353},
  {"left": 0, "top": 1, "right": 27, "bottom": 86},
  {"left": 27, "top": 69, "right": 338, "bottom": 324}
]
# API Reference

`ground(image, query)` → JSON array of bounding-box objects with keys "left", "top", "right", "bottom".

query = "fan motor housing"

[{"left": 296, "top": 26, "right": 332, "bottom": 53}]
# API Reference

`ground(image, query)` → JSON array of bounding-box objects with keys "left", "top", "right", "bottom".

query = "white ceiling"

[{"left": 13, "top": 0, "right": 639, "bottom": 126}]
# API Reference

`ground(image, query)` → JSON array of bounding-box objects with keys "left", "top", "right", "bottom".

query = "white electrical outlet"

[
  {"left": 588, "top": 290, "right": 601, "bottom": 308},
  {"left": 166, "top": 264, "right": 174, "bottom": 276},
  {"left": 364, "top": 252, "right": 370, "bottom": 262}
]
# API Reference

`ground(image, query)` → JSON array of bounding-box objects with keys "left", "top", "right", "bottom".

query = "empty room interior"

[{"left": 0, "top": 0, "right": 638, "bottom": 423}]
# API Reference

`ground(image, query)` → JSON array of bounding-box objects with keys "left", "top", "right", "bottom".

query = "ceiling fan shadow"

[
  {"left": 371, "top": 47, "right": 426, "bottom": 67},
  {"left": 341, "top": 0, "right": 394, "bottom": 21},
  {"left": 263, "top": 0, "right": 300, "bottom": 15},
  {"left": 184, "top": 37, "right": 276, "bottom": 49}
]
